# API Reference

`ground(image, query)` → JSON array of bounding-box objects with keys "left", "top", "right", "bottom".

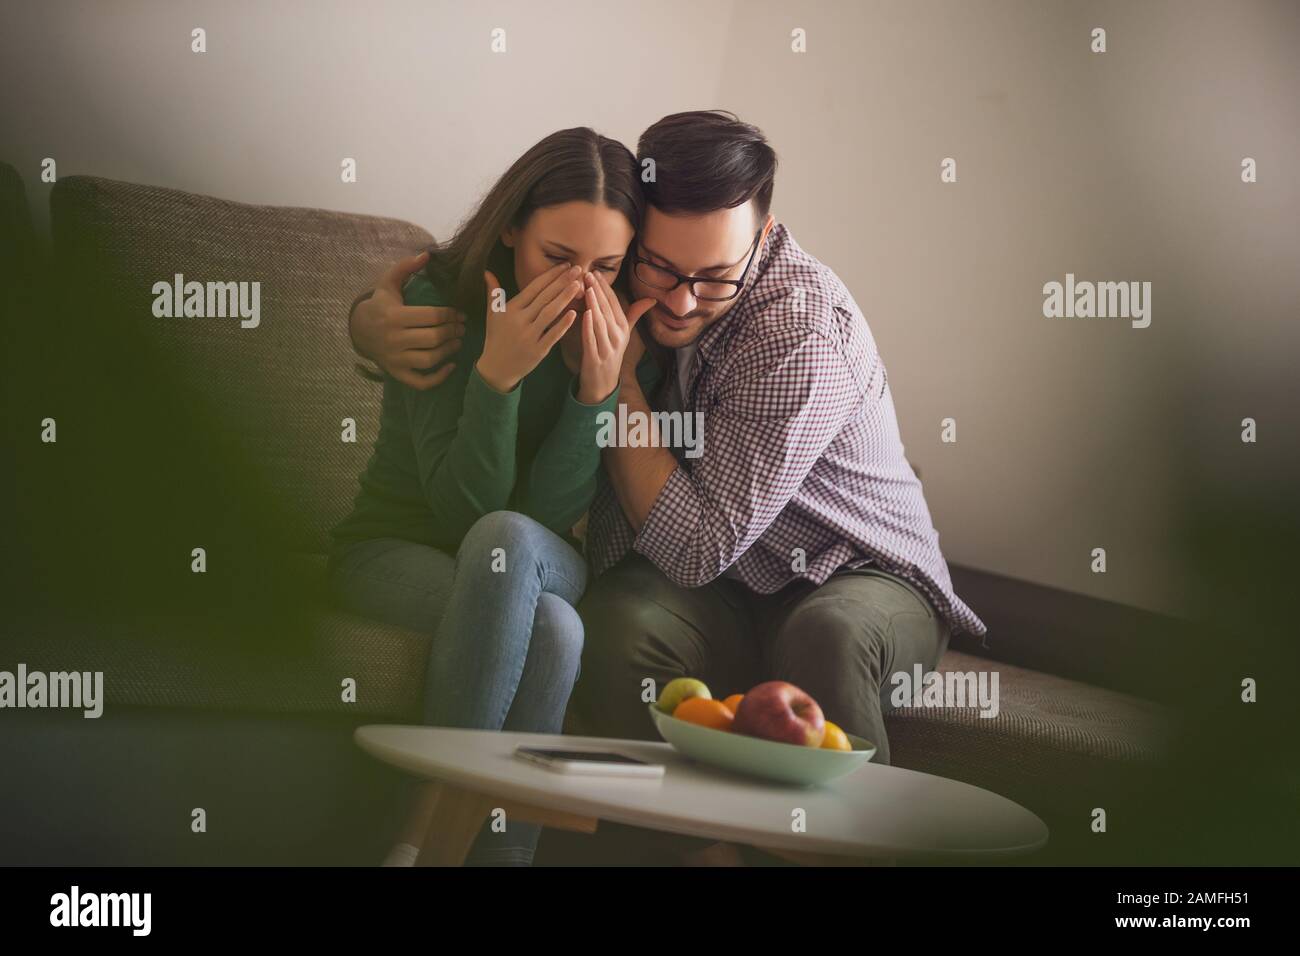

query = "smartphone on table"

[{"left": 513, "top": 747, "right": 665, "bottom": 778}]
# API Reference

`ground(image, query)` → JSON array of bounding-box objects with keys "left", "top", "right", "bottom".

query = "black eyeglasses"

[{"left": 632, "top": 228, "right": 764, "bottom": 302}]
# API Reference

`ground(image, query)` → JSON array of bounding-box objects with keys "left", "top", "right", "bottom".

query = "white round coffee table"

[{"left": 355, "top": 725, "right": 1048, "bottom": 865}]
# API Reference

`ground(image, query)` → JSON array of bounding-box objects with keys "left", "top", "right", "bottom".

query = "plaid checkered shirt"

[{"left": 587, "top": 223, "right": 986, "bottom": 638}]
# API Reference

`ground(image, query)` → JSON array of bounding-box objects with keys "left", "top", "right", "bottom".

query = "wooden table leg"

[
  {"left": 417, "top": 782, "right": 495, "bottom": 867},
  {"left": 412, "top": 782, "right": 600, "bottom": 866}
]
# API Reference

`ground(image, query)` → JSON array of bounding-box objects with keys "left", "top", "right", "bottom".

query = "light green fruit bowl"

[{"left": 648, "top": 703, "right": 877, "bottom": 787}]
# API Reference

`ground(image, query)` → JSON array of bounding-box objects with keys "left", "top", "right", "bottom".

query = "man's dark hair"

[{"left": 637, "top": 110, "right": 777, "bottom": 219}]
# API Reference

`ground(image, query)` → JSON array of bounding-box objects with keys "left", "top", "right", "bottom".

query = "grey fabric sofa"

[{"left": 0, "top": 166, "right": 1181, "bottom": 865}]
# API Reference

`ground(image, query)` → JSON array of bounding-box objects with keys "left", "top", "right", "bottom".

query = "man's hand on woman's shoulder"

[{"left": 349, "top": 250, "right": 467, "bottom": 390}]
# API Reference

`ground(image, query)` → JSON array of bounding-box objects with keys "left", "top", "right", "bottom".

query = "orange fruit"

[
  {"left": 674, "top": 697, "right": 735, "bottom": 731},
  {"left": 821, "top": 721, "right": 852, "bottom": 751},
  {"left": 721, "top": 694, "right": 744, "bottom": 714}
]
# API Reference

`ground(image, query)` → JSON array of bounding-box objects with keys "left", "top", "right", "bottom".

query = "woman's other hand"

[
  {"left": 475, "top": 264, "right": 582, "bottom": 393},
  {"left": 577, "top": 271, "right": 655, "bottom": 404}
]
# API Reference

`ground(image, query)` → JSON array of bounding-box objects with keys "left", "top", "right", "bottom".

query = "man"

[{"left": 350, "top": 111, "right": 985, "bottom": 768}]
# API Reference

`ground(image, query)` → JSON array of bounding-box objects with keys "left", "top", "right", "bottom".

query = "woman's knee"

[
  {"left": 532, "top": 593, "right": 585, "bottom": 675},
  {"left": 458, "top": 511, "right": 541, "bottom": 562},
  {"left": 459, "top": 511, "right": 581, "bottom": 580}
]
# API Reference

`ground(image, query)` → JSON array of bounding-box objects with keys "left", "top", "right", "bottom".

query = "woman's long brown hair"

[{"left": 422, "top": 127, "right": 645, "bottom": 320}]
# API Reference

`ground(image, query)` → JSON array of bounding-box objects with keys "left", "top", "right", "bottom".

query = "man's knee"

[
  {"left": 778, "top": 599, "right": 890, "bottom": 670},
  {"left": 581, "top": 557, "right": 680, "bottom": 635}
]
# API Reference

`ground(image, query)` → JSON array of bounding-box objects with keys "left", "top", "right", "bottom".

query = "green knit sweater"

[{"left": 330, "top": 269, "right": 658, "bottom": 559}]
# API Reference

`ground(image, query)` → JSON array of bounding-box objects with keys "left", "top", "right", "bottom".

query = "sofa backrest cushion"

[{"left": 49, "top": 176, "right": 433, "bottom": 554}]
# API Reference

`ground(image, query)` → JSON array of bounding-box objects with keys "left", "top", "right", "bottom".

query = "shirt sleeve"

[
  {"left": 632, "top": 327, "right": 862, "bottom": 588},
  {"left": 516, "top": 378, "right": 620, "bottom": 536},
  {"left": 397, "top": 275, "right": 521, "bottom": 551}
]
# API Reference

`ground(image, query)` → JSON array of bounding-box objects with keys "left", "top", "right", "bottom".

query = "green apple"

[{"left": 657, "top": 677, "right": 711, "bottom": 714}]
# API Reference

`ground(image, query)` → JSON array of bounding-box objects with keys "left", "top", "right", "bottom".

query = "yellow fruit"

[{"left": 820, "top": 721, "right": 852, "bottom": 751}]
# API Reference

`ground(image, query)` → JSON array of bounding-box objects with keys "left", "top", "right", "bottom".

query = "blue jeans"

[{"left": 329, "top": 511, "right": 588, "bottom": 865}]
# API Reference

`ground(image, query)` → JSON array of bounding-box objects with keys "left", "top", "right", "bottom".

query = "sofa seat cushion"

[
  {"left": 886, "top": 649, "right": 1180, "bottom": 845},
  {"left": 7, "top": 615, "right": 1176, "bottom": 788},
  {"left": 6, "top": 556, "right": 432, "bottom": 723},
  {"left": 889, "top": 650, "right": 1175, "bottom": 764}
]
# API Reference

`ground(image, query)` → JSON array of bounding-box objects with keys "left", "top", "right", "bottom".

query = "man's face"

[{"left": 630, "top": 202, "right": 770, "bottom": 349}]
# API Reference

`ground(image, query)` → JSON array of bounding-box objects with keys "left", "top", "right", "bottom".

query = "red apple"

[{"left": 733, "top": 681, "right": 826, "bottom": 747}]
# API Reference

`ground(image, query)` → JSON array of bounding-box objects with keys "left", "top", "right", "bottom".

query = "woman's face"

[{"left": 502, "top": 200, "right": 635, "bottom": 371}]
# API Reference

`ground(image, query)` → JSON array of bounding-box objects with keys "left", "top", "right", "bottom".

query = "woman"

[{"left": 328, "top": 128, "right": 657, "bottom": 866}]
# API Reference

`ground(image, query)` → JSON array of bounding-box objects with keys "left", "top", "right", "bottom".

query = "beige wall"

[
  {"left": 1, "top": 0, "right": 739, "bottom": 238},
  {"left": 713, "top": 0, "right": 1300, "bottom": 615},
  {"left": 4, "top": 0, "right": 1297, "bottom": 617}
]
